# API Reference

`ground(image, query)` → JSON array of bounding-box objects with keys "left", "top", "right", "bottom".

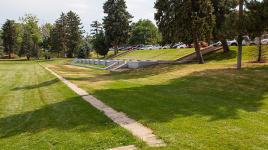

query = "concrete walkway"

[{"left": 42, "top": 65, "right": 166, "bottom": 147}]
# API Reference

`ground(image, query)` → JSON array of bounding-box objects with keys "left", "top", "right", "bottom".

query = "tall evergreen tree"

[
  {"left": 155, "top": 0, "right": 215, "bottom": 64},
  {"left": 103, "top": 0, "right": 133, "bottom": 54},
  {"left": 20, "top": 29, "right": 33, "bottom": 60},
  {"left": 90, "top": 21, "right": 103, "bottom": 36},
  {"left": 51, "top": 13, "right": 68, "bottom": 57},
  {"left": 1, "top": 20, "right": 17, "bottom": 59},
  {"left": 65, "top": 11, "right": 84, "bottom": 58}
]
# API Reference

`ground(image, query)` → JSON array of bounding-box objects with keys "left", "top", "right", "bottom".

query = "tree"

[
  {"left": 20, "top": 29, "right": 33, "bottom": 60},
  {"left": 155, "top": 0, "right": 215, "bottom": 64},
  {"left": 237, "top": 0, "right": 244, "bottom": 69},
  {"left": 129, "top": 19, "right": 161, "bottom": 45},
  {"left": 65, "top": 11, "right": 84, "bottom": 58},
  {"left": 103, "top": 0, "right": 132, "bottom": 54},
  {"left": 20, "top": 14, "right": 42, "bottom": 59},
  {"left": 90, "top": 21, "right": 103, "bottom": 36},
  {"left": 1, "top": 20, "right": 17, "bottom": 59},
  {"left": 41, "top": 23, "right": 53, "bottom": 50},
  {"left": 51, "top": 13, "right": 68, "bottom": 57},
  {"left": 245, "top": 0, "right": 268, "bottom": 62},
  {"left": 92, "top": 31, "right": 109, "bottom": 57},
  {"left": 211, "top": 0, "right": 238, "bottom": 52}
]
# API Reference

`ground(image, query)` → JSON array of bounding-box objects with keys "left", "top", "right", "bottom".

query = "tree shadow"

[
  {"left": 204, "top": 49, "right": 238, "bottom": 62},
  {"left": 92, "top": 66, "right": 268, "bottom": 123},
  {"left": 12, "top": 79, "right": 59, "bottom": 91},
  {"left": 0, "top": 97, "right": 118, "bottom": 139}
]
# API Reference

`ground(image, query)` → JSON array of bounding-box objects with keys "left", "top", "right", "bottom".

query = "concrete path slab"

[
  {"left": 41, "top": 65, "right": 166, "bottom": 147},
  {"left": 109, "top": 145, "right": 137, "bottom": 150}
]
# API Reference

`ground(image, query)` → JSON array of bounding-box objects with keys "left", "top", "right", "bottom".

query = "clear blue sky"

[{"left": 0, "top": 0, "right": 156, "bottom": 33}]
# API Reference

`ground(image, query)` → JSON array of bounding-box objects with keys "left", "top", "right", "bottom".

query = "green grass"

[
  {"left": 116, "top": 48, "right": 195, "bottom": 60},
  {"left": 0, "top": 61, "right": 142, "bottom": 149},
  {"left": 49, "top": 46, "right": 268, "bottom": 149},
  {"left": 90, "top": 51, "right": 124, "bottom": 59}
]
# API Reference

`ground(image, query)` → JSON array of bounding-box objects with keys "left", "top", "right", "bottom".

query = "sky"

[{"left": 0, "top": 0, "right": 156, "bottom": 33}]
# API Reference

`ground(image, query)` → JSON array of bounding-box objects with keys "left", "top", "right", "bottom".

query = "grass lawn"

[
  {"left": 0, "top": 61, "right": 142, "bottom": 149},
  {"left": 90, "top": 50, "right": 124, "bottom": 59},
  {"left": 116, "top": 48, "right": 195, "bottom": 61},
  {"left": 48, "top": 46, "right": 268, "bottom": 149}
]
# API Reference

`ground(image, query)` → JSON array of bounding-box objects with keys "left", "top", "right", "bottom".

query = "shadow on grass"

[
  {"left": 92, "top": 65, "right": 268, "bottom": 122},
  {"left": 12, "top": 79, "right": 59, "bottom": 91},
  {"left": 0, "top": 97, "right": 116, "bottom": 139},
  {"left": 204, "top": 49, "right": 237, "bottom": 62}
]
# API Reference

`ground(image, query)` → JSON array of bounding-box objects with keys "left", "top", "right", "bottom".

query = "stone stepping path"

[{"left": 42, "top": 65, "right": 166, "bottom": 147}]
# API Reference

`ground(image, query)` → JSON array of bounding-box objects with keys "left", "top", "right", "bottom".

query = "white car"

[
  {"left": 261, "top": 39, "right": 268, "bottom": 45},
  {"left": 173, "top": 42, "right": 187, "bottom": 49}
]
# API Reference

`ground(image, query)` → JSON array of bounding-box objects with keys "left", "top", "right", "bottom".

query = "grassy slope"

[
  {"left": 116, "top": 48, "right": 195, "bottom": 60},
  {"left": 0, "top": 61, "right": 142, "bottom": 150},
  {"left": 49, "top": 46, "right": 268, "bottom": 149}
]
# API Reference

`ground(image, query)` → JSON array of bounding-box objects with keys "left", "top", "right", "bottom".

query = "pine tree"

[
  {"left": 103, "top": 0, "right": 133, "bottom": 54},
  {"left": 20, "top": 29, "right": 33, "bottom": 60},
  {"left": 90, "top": 21, "right": 103, "bottom": 36},
  {"left": 155, "top": 0, "right": 215, "bottom": 64},
  {"left": 92, "top": 31, "right": 109, "bottom": 57},
  {"left": 1, "top": 20, "right": 17, "bottom": 59},
  {"left": 51, "top": 13, "right": 68, "bottom": 57},
  {"left": 65, "top": 11, "right": 84, "bottom": 58}
]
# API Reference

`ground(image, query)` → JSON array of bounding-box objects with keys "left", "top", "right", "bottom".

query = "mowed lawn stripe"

[{"left": 0, "top": 61, "right": 142, "bottom": 150}]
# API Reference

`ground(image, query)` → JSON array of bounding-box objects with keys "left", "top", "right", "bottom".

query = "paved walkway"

[{"left": 42, "top": 65, "right": 166, "bottom": 147}]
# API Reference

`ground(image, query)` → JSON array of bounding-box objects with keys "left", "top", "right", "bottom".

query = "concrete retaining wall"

[{"left": 73, "top": 59, "right": 159, "bottom": 69}]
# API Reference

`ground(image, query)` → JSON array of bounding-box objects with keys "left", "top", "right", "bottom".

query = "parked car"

[
  {"left": 172, "top": 42, "right": 187, "bottom": 49},
  {"left": 262, "top": 39, "right": 268, "bottom": 45},
  {"left": 162, "top": 45, "right": 171, "bottom": 49}
]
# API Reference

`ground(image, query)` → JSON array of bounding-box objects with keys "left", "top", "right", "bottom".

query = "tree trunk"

[
  {"left": 8, "top": 51, "right": 11, "bottom": 59},
  {"left": 221, "top": 39, "right": 230, "bottom": 53},
  {"left": 194, "top": 33, "right": 204, "bottom": 64},
  {"left": 114, "top": 46, "right": 118, "bottom": 55},
  {"left": 258, "top": 36, "right": 262, "bottom": 62},
  {"left": 237, "top": 0, "right": 244, "bottom": 70}
]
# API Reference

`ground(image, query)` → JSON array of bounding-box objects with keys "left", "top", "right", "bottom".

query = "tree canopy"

[
  {"left": 1, "top": 20, "right": 17, "bottom": 58},
  {"left": 129, "top": 19, "right": 161, "bottom": 45},
  {"left": 103, "top": 0, "right": 132, "bottom": 54},
  {"left": 155, "top": 0, "right": 215, "bottom": 63}
]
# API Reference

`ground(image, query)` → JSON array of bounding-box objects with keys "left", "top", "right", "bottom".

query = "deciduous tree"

[
  {"left": 155, "top": 0, "right": 215, "bottom": 64},
  {"left": 129, "top": 19, "right": 161, "bottom": 45}
]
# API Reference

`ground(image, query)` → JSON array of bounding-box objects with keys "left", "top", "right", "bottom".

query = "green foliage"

[
  {"left": 41, "top": 23, "right": 53, "bottom": 50},
  {"left": 92, "top": 31, "right": 109, "bottom": 56},
  {"left": 155, "top": 0, "right": 215, "bottom": 63},
  {"left": 90, "top": 21, "right": 102, "bottom": 36},
  {"left": 129, "top": 19, "right": 161, "bottom": 45},
  {"left": 103, "top": 0, "right": 132, "bottom": 54},
  {"left": 50, "top": 12, "right": 83, "bottom": 58},
  {"left": 50, "top": 13, "right": 67, "bottom": 57},
  {"left": 211, "top": 0, "right": 238, "bottom": 38},
  {"left": 65, "top": 11, "right": 84, "bottom": 58},
  {"left": 20, "top": 14, "right": 42, "bottom": 59},
  {"left": 1, "top": 20, "right": 17, "bottom": 58}
]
